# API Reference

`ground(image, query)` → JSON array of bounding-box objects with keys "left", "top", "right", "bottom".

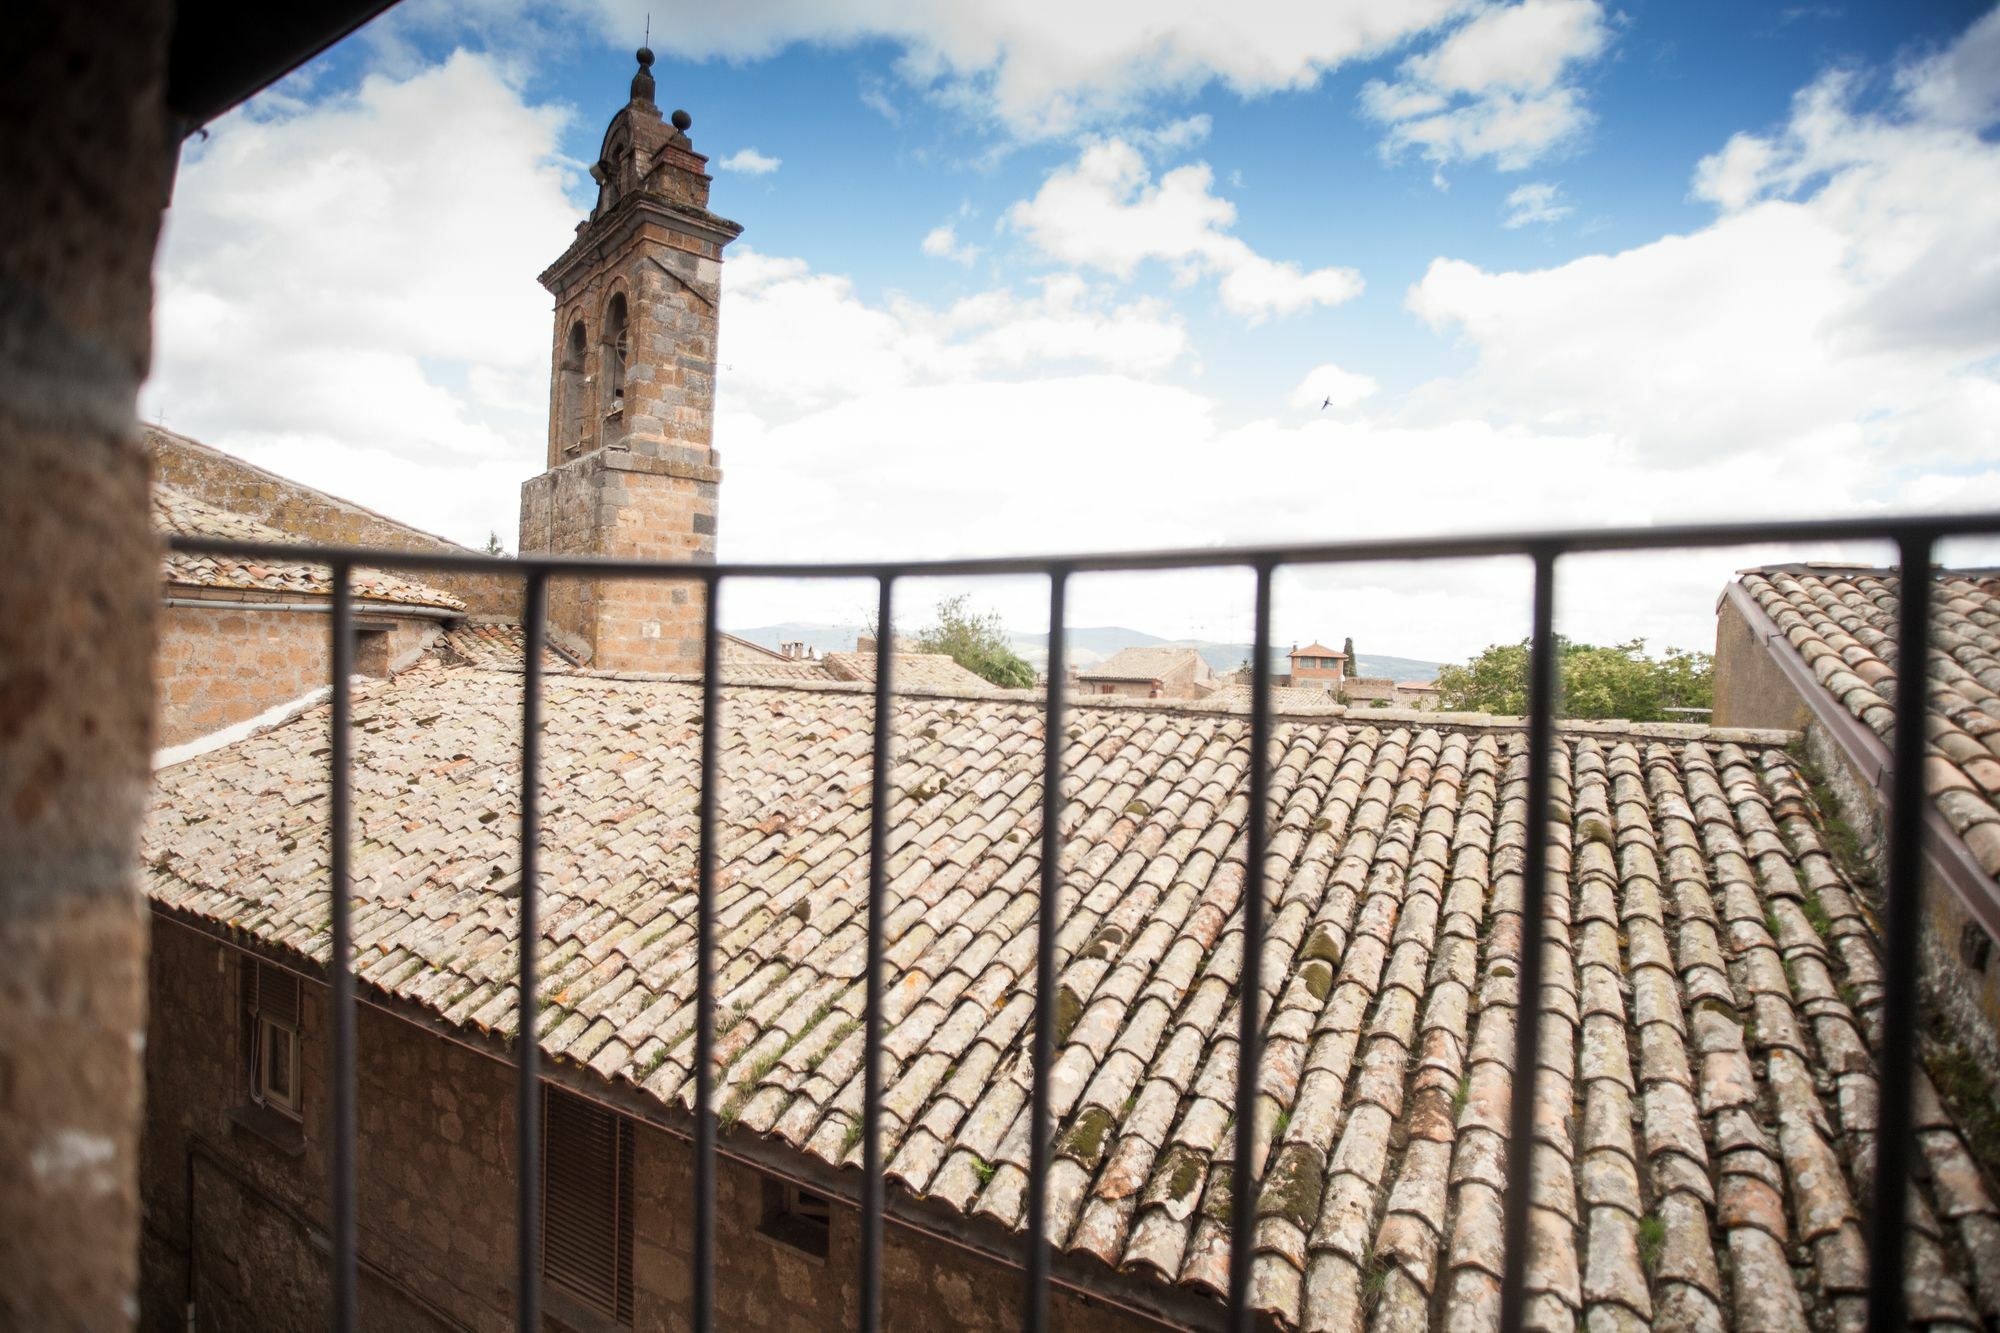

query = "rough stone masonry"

[{"left": 517, "top": 48, "right": 743, "bottom": 674}]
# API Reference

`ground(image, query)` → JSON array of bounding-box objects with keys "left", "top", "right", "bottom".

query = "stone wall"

[
  {"left": 1711, "top": 593, "right": 1811, "bottom": 730},
  {"left": 156, "top": 601, "right": 441, "bottom": 747},
  {"left": 1799, "top": 723, "right": 2000, "bottom": 1074},
  {"left": 142, "top": 920, "right": 1153, "bottom": 1333},
  {"left": 151, "top": 428, "right": 518, "bottom": 620},
  {"left": 519, "top": 449, "right": 714, "bottom": 672},
  {"left": 2, "top": 1, "right": 170, "bottom": 1324}
]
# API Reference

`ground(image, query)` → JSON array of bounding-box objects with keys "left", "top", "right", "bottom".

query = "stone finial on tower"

[
  {"left": 518, "top": 56, "right": 745, "bottom": 674},
  {"left": 631, "top": 46, "right": 656, "bottom": 105}
]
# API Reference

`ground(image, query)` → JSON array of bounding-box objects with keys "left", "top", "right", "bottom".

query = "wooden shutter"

[
  {"left": 256, "top": 962, "right": 300, "bottom": 1028},
  {"left": 542, "top": 1086, "right": 634, "bottom": 1323}
]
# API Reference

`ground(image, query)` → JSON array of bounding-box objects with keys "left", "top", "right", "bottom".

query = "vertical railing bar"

[
  {"left": 694, "top": 572, "right": 722, "bottom": 1333},
  {"left": 328, "top": 562, "right": 358, "bottom": 1333},
  {"left": 1226, "top": 559, "right": 1275, "bottom": 1329},
  {"left": 860, "top": 575, "right": 895, "bottom": 1333},
  {"left": 1498, "top": 547, "right": 1559, "bottom": 1333},
  {"left": 1024, "top": 568, "right": 1069, "bottom": 1333},
  {"left": 1866, "top": 532, "right": 1932, "bottom": 1332},
  {"left": 515, "top": 571, "right": 549, "bottom": 1333}
]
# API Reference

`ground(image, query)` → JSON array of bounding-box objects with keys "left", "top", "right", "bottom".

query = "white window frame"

[{"left": 253, "top": 1011, "right": 302, "bottom": 1118}]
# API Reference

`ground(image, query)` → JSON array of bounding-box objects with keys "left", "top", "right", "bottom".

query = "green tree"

[
  {"left": 1343, "top": 636, "right": 1357, "bottom": 677},
  {"left": 1434, "top": 637, "right": 1712, "bottom": 722},
  {"left": 894, "top": 594, "right": 1037, "bottom": 689},
  {"left": 481, "top": 530, "right": 507, "bottom": 557}
]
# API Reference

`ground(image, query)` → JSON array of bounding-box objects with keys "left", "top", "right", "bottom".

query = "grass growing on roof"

[{"left": 1638, "top": 1213, "right": 1666, "bottom": 1271}]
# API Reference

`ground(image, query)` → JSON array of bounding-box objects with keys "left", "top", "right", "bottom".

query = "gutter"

[
  {"left": 1723, "top": 581, "right": 2000, "bottom": 941},
  {"left": 162, "top": 595, "right": 461, "bottom": 621},
  {"left": 148, "top": 911, "right": 1226, "bottom": 1333}
]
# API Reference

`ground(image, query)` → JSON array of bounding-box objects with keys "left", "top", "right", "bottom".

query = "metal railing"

[{"left": 168, "top": 509, "right": 2000, "bottom": 1333}]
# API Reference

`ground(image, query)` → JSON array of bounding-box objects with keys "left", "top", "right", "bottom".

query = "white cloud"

[
  {"left": 722, "top": 253, "right": 1189, "bottom": 414},
  {"left": 1005, "top": 137, "right": 1363, "bottom": 320},
  {"left": 1362, "top": 0, "right": 1610, "bottom": 170},
  {"left": 1897, "top": 6, "right": 2000, "bottom": 129},
  {"left": 584, "top": 0, "right": 1465, "bottom": 138},
  {"left": 716, "top": 146, "right": 783, "bottom": 175},
  {"left": 719, "top": 7, "right": 2000, "bottom": 646},
  {"left": 1129, "top": 114, "right": 1212, "bottom": 155},
  {"left": 921, "top": 223, "right": 982, "bottom": 264},
  {"left": 1405, "top": 29, "right": 2000, "bottom": 468},
  {"left": 1502, "top": 181, "right": 1571, "bottom": 226},
  {"left": 143, "top": 51, "right": 577, "bottom": 544},
  {"left": 142, "top": 8, "right": 2000, "bottom": 664},
  {"left": 1290, "top": 363, "right": 1378, "bottom": 411}
]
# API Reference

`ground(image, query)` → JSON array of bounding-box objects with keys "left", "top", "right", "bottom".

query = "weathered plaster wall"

[
  {"left": 1, "top": 2, "right": 169, "bottom": 1324},
  {"left": 142, "top": 922, "right": 1151, "bottom": 1333},
  {"left": 151, "top": 428, "right": 517, "bottom": 620},
  {"left": 1712, "top": 595, "right": 1812, "bottom": 731}
]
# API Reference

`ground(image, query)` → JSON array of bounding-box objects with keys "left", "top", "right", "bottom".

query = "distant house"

[
  {"left": 1287, "top": 642, "right": 1347, "bottom": 691},
  {"left": 1396, "top": 680, "right": 1443, "bottom": 710},
  {"left": 1340, "top": 676, "right": 1400, "bottom": 708},
  {"left": 1076, "top": 645, "right": 1215, "bottom": 699}
]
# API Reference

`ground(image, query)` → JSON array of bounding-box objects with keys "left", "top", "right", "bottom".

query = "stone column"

[{"left": 0, "top": 1, "right": 173, "bottom": 1326}]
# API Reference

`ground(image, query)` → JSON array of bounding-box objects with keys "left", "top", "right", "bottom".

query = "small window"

[
  {"left": 759, "top": 1177, "right": 832, "bottom": 1258},
  {"left": 604, "top": 295, "right": 629, "bottom": 420},
  {"left": 561, "top": 319, "right": 590, "bottom": 456},
  {"left": 242, "top": 959, "right": 302, "bottom": 1120},
  {"left": 543, "top": 1085, "right": 635, "bottom": 1324}
]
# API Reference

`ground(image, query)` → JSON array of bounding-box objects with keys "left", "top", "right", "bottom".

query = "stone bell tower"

[{"left": 519, "top": 48, "right": 743, "bottom": 671}]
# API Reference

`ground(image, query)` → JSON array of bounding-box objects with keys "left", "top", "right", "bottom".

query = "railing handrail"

[
  {"left": 153, "top": 510, "right": 1999, "bottom": 1333},
  {"left": 167, "top": 507, "right": 2000, "bottom": 580}
]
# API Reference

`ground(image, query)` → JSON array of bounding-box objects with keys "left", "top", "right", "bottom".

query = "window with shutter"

[
  {"left": 242, "top": 958, "right": 302, "bottom": 1119},
  {"left": 542, "top": 1085, "right": 635, "bottom": 1323}
]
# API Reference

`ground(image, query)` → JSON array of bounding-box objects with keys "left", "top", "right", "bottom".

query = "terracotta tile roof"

[
  {"left": 143, "top": 664, "right": 1999, "bottom": 1328},
  {"left": 823, "top": 651, "right": 997, "bottom": 694},
  {"left": 435, "top": 624, "right": 571, "bottom": 670},
  {"left": 1290, "top": 644, "right": 1341, "bottom": 659},
  {"left": 1080, "top": 647, "right": 1210, "bottom": 681},
  {"left": 1740, "top": 566, "right": 2000, "bottom": 879},
  {"left": 154, "top": 484, "right": 465, "bottom": 612},
  {"left": 721, "top": 659, "right": 844, "bottom": 684},
  {"left": 720, "top": 632, "right": 794, "bottom": 664}
]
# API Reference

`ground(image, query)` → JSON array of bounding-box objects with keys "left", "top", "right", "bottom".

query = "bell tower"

[{"left": 519, "top": 48, "right": 743, "bottom": 672}]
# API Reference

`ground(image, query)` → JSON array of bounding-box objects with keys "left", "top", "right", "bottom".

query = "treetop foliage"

[
  {"left": 1434, "top": 636, "right": 1712, "bottom": 722},
  {"left": 907, "top": 594, "right": 1037, "bottom": 690}
]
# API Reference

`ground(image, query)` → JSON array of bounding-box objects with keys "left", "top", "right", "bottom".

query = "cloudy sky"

[{"left": 145, "top": 0, "right": 2000, "bottom": 663}]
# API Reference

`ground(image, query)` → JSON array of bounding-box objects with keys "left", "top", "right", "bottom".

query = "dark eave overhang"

[
  {"left": 168, "top": 0, "right": 401, "bottom": 134},
  {"left": 1723, "top": 579, "right": 2000, "bottom": 940}
]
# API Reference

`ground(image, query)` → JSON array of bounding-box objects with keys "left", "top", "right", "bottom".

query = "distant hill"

[{"left": 730, "top": 622, "right": 1444, "bottom": 684}]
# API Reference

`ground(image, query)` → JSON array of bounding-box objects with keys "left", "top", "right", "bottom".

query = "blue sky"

[{"left": 145, "top": 1, "right": 2000, "bottom": 660}]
